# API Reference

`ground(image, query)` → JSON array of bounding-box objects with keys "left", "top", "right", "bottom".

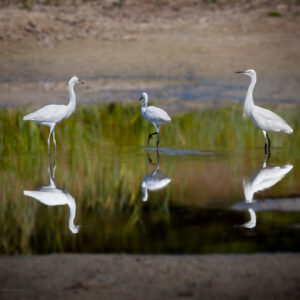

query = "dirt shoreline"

[
  {"left": 0, "top": 253, "right": 299, "bottom": 299},
  {"left": 0, "top": 1, "right": 300, "bottom": 109}
]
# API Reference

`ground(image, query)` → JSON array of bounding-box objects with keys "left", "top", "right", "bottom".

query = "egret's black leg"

[
  {"left": 156, "top": 133, "right": 160, "bottom": 147},
  {"left": 148, "top": 132, "right": 158, "bottom": 144},
  {"left": 264, "top": 143, "right": 267, "bottom": 154},
  {"left": 263, "top": 149, "right": 271, "bottom": 166},
  {"left": 148, "top": 149, "right": 160, "bottom": 166},
  {"left": 156, "top": 148, "right": 160, "bottom": 164},
  {"left": 266, "top": 133, "right": 271, "bottom": 149},
  {"left": 267, "top": 148, "right": 271, "bottom": 162},
  {"left": 147, "top": 152, "right": 154, "bottom": 164}
]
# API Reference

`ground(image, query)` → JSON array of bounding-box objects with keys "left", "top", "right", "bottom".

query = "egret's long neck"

[
  {"left": 141, "top": 99, "right": 148, "bottom": 114},
  {"left": 243, "top": 75, "right": 256, "bottom": 116},
  {"left": 67, "top": 84, "right": 76, "bottom": 113},
  {"left": 244, "top": 209, "right": 256, "bottom": 229},
  {"left": 243, "top": 181, "right": 254, "bottom": 203},
  {"left": 142, "top": 184, "right": 148, "bottom": 202},
  {"left": 67, "top": 197, "right": 77, "bottom": 233}
]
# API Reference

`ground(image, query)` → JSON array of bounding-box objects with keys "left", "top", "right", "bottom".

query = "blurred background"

[
  {"left": 0, "top": 0, "right": 300, "bottom": 110},
  {"left": 0, "top": 1, "right": 300, "bottom": 299}
]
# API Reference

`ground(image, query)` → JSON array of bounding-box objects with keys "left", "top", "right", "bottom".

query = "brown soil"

[
  {"left": 0, "top": 254, "right": 299, "bottom": 299},
  {"left": 0, "top": 1, "right": 300, "bottom": 110}
]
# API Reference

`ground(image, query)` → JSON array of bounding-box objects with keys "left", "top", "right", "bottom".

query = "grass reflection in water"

[{"left": 0, "top": 103, "right": 299, "bottom": 254}]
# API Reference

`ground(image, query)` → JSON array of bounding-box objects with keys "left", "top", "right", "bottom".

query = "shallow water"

[
  {"left": 1, "top": 143, "right": 299, "bottom": 254},
  {"left": 0, "top": 104, "right": 299, "bottom": 254}
]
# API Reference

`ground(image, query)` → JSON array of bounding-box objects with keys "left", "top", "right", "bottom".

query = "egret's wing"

[
  {"left": 24, "top": 189, "right": 69, "bottom": 206},
  {"left": 250, "top": 164, "right": 293, "bottom": 194},
  {"left": 143, "top": 172, "right": 171, "bottom": 191},
  {"left": 146, "top": 106, "right": 171, "bottom": 124},
  {"left": 24, "top": 104, "right": 67, "bottom": 123},
  {"left": 254, "top": 106, "right": 286, "bottom": 123},
  {"left": 252, "top": 106, "right": 293, "bottom": 133}
]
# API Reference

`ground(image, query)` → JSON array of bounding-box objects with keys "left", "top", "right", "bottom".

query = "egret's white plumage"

[
  {"left": 141, "top": 151, "right": 171, "bottom": 202},
  {"left": 139, "top": 92, "right": 171, "bottom": 146},
  {"left": 23, "top": 76, "right": 83, "bottom": 148},
  {"left": 232, "top": 154, "right": 293, "bottom": 229},
  {"left": 237, "top": 69, "right": 293, "bottom": 150},
  {"left": 23, "top": 159, "right": 79, "bottom": 234},
  {"left": 243, "top": 162, "right": 293, "bottom": 203}
]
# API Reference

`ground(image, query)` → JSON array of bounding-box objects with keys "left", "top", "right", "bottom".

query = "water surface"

[{"left": 0, "top": 105, "right": 299, "bottom": 254}]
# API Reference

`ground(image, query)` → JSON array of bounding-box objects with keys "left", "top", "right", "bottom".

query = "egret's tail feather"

[
  {"left": 284, "top": 124, "right": 293, "bottom": 134},
  {"left": 23, "top": 113, "right": 33, "bottom": 121},
  {"left": 24, "top": 190, "right": 34, "bottom": 197}
]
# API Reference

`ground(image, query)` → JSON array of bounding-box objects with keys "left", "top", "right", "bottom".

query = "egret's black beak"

[
  {"left": 139, "top": 97, "right": 143, "bottom": 101},
  {"left": 235, "top": 71, "right": 245, "bottom": 74}
]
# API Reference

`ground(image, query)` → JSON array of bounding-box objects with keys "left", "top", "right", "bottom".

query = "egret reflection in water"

[
  {"left": 23, "top": 156, "right": 80, "bottom": 234},
  {"left": 233, "top": 152, "right": 293, "bottom": 228},
  {"left": 141, "top": 150, "right": 171, "bottom": 202}
]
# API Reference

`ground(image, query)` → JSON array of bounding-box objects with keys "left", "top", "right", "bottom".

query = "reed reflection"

[
  {"left": 23, "top": 156, "right": 80, "bottom": 234},
  {"left": 233, "top": 152, "right": 293, "bottom": 228},
  {"left": 141, "top": 150, "right": 171, "bottom": 202}
]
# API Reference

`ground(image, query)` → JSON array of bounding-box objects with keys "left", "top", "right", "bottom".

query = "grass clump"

[{"left": 268, "top": 11, "right": 281, "bottom": 17}]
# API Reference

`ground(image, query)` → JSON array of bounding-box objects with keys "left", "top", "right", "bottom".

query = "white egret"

[
  {"left": 23, "top": 157, "right": 80, "bottom": 234},
  {"left": 23, "top": 76, "right": 83, "bottom": 149},
  {"left": 243, "top": 162, "right": 293, "bottom": 204},
  {"left": 139, "top": 92, "right": 171, "bottom": 147},
  {"left": 141, "top": 150, "right": 171, "bottom": 202},
  {"left": 232, "top": 153, "right": 293, "bottom": 229},
  {"left": 236, "top": 69, "right": 293, "bottom": 151}
]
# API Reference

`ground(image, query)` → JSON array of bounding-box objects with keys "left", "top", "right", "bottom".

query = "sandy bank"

[
  {"left": 0, "top": 254, "right": 299, "bottom": 299},
  {"left": 0, "top": 1, "right": 300, "bottom": 109}
]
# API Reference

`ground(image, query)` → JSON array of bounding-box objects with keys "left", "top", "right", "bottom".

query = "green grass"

[
  {"left": 268, "top": 11, "right": 281, "bottom": 17},
  {"left": 1, "top": 102, "right": 298, "bottom": 157},
  {"left": 0, "top": 103, "right": 299, "bottom": 254}
]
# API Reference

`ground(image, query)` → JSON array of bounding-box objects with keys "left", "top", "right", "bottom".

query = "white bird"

[
  {"left": 23, "top": 158, "right": 80, "bottom": 234},
  {"left": 141, "top": 151, "right": 171, "bottom": 202},
  {"left": 23, "top": 76, "right": 83, "bottom": 149},
  {"left": 233, "top": 153, "right": 293, "bottom": 229},
  {"left": 236, "top": 69, "right": 293, "bottom": 151},
  {"left": 243, "top": 160, "right": 293, "bottom": 204},
  {"left": 139, "top": 92, "right": 171, "bottom": 147}
]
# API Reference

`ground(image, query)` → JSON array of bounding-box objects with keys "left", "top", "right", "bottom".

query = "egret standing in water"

[
  {"left": 23, "top": 76, "right": 83, "bottom": 149},
  {"left": 236, "top": 69, "right": 293, "bottom": 151},
  {"left": 139, "top": 92, "right": 171, "bottom": 147}
]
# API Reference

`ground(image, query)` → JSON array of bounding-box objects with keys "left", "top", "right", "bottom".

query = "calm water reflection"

[
  {"left": 141, "top": 150, "right": 171, "bottom": 202},
  {"left": 233, "top": 152, "right": 294, "bottom": 229},
  {"left": 1, "top": 144, "right": 300, "bottom": 254},
  {"left": 23, "top": 156, "right": 80, "bottom": 234}
]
